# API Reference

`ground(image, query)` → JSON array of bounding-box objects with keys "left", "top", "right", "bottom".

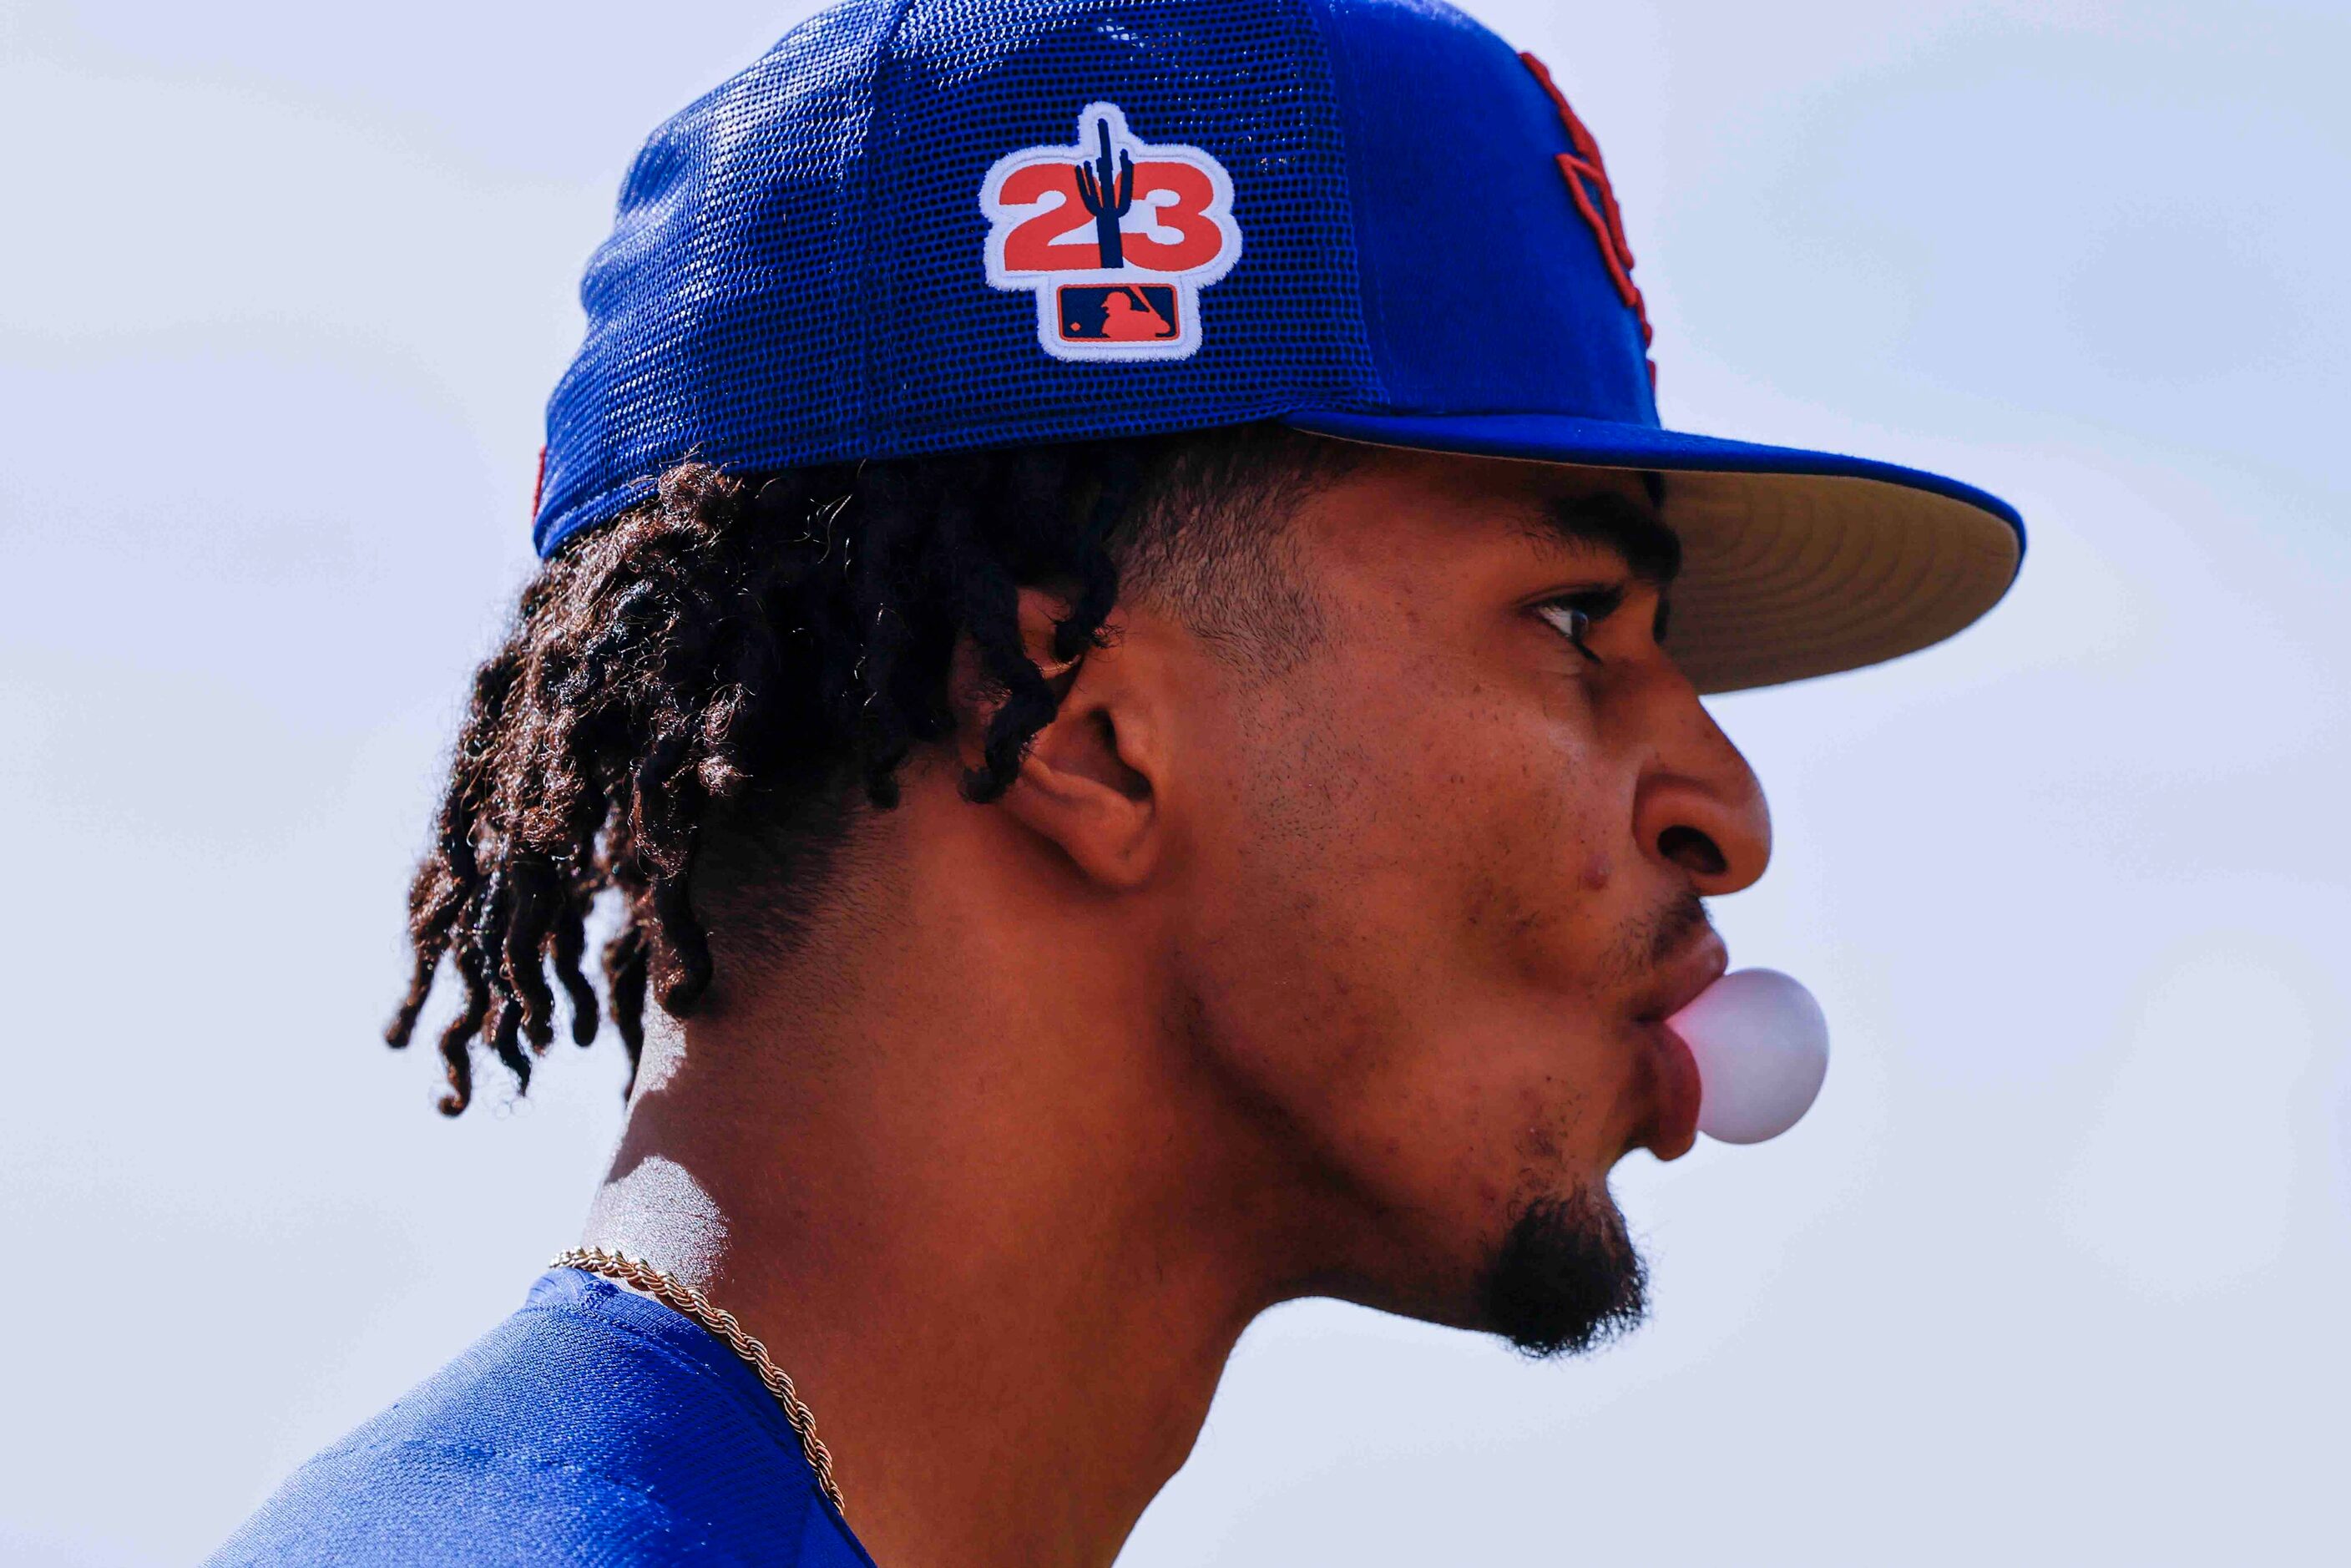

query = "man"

[{"left": 211, "top": 0, "right": 2022, "bottom": 1563}]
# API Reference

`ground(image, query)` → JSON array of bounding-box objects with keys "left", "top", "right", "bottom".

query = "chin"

[{"left": 1477, "top": 1184, "right": 1650, "bottom": 1358}]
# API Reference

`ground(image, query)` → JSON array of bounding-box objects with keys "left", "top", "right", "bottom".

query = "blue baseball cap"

[{"left": 534, "top": 0, "right": 2023, "bottom": 693}]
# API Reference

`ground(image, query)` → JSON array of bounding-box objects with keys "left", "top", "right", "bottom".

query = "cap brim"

[{"left": 1282, "top": 409, "right": 2024, "bottom": 695}]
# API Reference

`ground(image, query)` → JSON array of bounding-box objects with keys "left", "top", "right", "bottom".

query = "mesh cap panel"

[{"left": 537, "top": 0, "right": 1383, "bottom": 554}]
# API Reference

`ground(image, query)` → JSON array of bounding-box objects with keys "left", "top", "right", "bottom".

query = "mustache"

[{"left": 1617, "top": 886, "right": 1711, "bottom": 978}]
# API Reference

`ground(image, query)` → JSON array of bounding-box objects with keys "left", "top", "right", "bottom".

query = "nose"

[{"left": 1628, "top": 668, "right": 1771, "bottom": 898}]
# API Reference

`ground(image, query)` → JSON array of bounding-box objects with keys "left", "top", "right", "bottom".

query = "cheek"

[
  {"left": 1438, "top": 701, "right": 1631, "bottom": 988},
  {"left": 1222, "top": 642, "right": 1632, "bottom": 992},
  {"left": 1174, "top": 673, "right": 1456, "bottom": 1100},
  {"left": 1188, "top": 653, "right": 1633, "bottom": 1137}
]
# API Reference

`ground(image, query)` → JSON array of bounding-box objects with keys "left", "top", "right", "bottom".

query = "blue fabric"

[
  {"left": 536, "top": 0, "right": 1383, "bottom": 554},
  {"left": 526, "top": 0, "right": 2023, "bottom": 681},
  {"left": 207, "top": 1270, "right": 876, "bottom": 1567},
  {"left": 531, "top": 0, "right": 2018, "bottom": 561},
  {"left": 1320, "top": 0, "right": 1658, "bottom": 423}
]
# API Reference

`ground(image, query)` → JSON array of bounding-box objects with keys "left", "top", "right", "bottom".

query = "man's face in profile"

[{"left": 1140, "top": 448, "right": 1771, "bottom": 1354}]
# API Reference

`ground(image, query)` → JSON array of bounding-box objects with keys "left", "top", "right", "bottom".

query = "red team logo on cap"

[
  {"left": 982, "top": 104, "right": 1241, "bottom": 362},
  {"left": 1519, "top": 53, "right": 1656, "bottom": 387}
]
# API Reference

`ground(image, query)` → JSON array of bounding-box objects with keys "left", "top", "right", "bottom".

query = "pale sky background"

[{"left": 2, "top": 1, "right": 2345, "bottom": 1563}]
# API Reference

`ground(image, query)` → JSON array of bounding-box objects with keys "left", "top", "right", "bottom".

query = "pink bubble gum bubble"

[{"left": 1664, "top": 969, "right": 1831, "bottom": 1146}]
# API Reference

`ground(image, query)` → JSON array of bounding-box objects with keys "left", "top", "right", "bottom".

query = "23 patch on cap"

[{"left": 981, "top": 104, "right": 1241, "bottom": 362}]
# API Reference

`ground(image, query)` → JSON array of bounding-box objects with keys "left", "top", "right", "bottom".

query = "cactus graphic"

[{"left": 1073, "top": 117, "right": 1135, "bottom": 268}]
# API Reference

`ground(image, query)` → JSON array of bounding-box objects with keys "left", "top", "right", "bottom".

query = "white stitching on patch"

[{"left": 980, "top": 103, "right": 1242, "bottom": 363}]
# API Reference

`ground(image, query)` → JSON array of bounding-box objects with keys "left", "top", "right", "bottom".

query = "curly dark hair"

[{"left": 386, "top": 422, "right": 1358, "bottom": 1113}]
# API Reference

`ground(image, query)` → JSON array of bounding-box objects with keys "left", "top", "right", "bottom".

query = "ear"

[{"left": 988, "top": 587, "right": 1167, "bottom": 890}]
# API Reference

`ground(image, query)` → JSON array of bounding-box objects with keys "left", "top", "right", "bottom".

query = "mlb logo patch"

[
  {"left": 981, "top": 104, "right": 1241, "bottom": 362},
  {"left": 1057, "top": 284, "right": 1181, "bottom": 345}
]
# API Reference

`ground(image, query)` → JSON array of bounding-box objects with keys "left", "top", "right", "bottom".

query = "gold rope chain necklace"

[{"left": 552, "top": 1246, "right": 847, "bottom": 1515}]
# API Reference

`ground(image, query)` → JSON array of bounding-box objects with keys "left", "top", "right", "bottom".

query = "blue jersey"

[{"left": 209, "top": 1268, "right": 875, "bottom": 1566}]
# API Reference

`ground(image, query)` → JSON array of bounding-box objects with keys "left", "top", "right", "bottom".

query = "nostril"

[{"left": 1657, "top": 825, "right": 1727, "bottom": 878}]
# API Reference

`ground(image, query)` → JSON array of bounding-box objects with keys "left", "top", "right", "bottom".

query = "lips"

[
  {"left": 1631, "top": 928, "right": 1728, "bottom": 1160},
  {"left": 1638, "top": 928, "right": 1730, "bottom": 1027},
  {"left": 1640, "top": 1024, "right": 1705, "bottom": 1161}
]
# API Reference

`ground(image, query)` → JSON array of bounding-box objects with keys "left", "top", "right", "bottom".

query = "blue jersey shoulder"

[{"left": 207, "top": 1270, "right": 872, "bottom": 1568}]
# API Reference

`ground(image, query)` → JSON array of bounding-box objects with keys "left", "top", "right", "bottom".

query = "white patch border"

[{"left": 980, "top": 102, "right": 1243, "bottom": 363}]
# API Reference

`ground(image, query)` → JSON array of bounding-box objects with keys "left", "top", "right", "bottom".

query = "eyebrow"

[{"left": 1524, "top": 483, "right": 1682, "bottom": 587}]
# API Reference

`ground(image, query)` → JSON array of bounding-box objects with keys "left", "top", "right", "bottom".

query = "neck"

[{"left": 583, "top": 815, "right": 1311, "bottom": 1568}]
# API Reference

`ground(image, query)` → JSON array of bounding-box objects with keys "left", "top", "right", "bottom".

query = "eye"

[{"left": 1535, "top": 591, "right": 1620, "bottom": 665}]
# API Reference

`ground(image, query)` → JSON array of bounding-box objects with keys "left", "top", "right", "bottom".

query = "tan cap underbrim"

[
  {"left": 1652, "top": 468, "right": 2020, "bottom": 694},
  {"left": 1284, "top": 409, "right": 2024, "bottom": 694}
]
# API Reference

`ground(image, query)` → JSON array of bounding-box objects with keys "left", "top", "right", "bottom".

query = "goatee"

[{"left": 1480, "top": 1188, "right": 1649, "bottom": 1358}]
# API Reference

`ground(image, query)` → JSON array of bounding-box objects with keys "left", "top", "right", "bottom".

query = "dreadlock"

[{"left": 386, "top": 423, "right": 1355, "bottom": 1113}]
